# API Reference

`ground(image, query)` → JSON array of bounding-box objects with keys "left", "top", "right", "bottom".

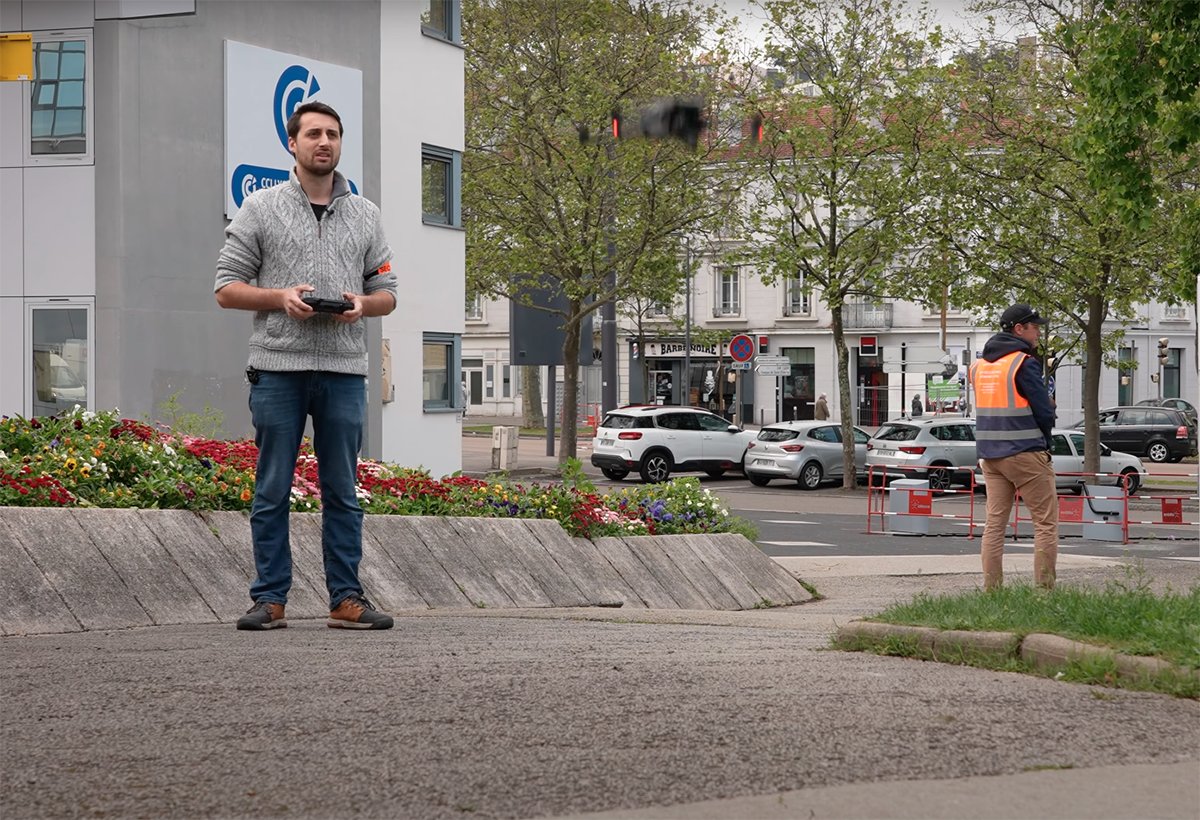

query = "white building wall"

[{"left": 378, "top": 2, "right": 465, "bottom": 476}]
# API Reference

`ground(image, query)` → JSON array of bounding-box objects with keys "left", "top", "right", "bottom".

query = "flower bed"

[{"left": 0, "top": 408, "right": 755, "bottom": 540}]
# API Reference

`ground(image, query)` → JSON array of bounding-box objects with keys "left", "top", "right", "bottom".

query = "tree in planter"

[
  {"left": 741, "top": 0, "right": 941, "bottom": 488},
  {"left": 463, "top": 0, "right": 742, "bottom": 461},
  {"left": 902, "top": 1, "right": 1187, "bottom": 472}
]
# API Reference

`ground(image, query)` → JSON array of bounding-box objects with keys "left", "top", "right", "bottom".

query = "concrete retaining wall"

[{"left": 0, "top": 509, "right": 812, "bottom": 635}]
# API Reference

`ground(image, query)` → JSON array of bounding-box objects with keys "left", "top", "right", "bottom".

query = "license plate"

[
  {"left": 753, "top": 458, "right": 770, "bottom": 466},
  {"left": 877, "top": 449, "right": 895, "bottom": 456}
]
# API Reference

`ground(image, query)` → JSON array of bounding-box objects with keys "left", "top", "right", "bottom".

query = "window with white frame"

[
  {"left": 784, "top": 274, "right": 811, "bottom": 316},
  {"left": 1163, "top": 304, "right": 1189, "bottom": 320},
  {"left": 28, "top": 301, "right": 93, "bottom": 417},
  {"left": 714, "top": 267, "right": 740, "bottom": 316},
  {"left": 26, "top": 30, "right": 93, "bottom": 165},
  {"left": 421, "top": 0, "right": 461, "bottom": 43},
  {"left": 422, "top": 144, "right": 462, "bottom": 227},
  {"left": 422, "top": 332, "right": 462, "bottom": 411},
  {"left": 465, "top": 292, "right": 484, "bottom": 321},
  {"left": 647, "top": 298, "right": 671, "bottom": 317}
]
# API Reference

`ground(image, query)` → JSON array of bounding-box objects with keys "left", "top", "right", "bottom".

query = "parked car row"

[{"left": 591, "top": 405, "right": 1169, "bottom": 495}]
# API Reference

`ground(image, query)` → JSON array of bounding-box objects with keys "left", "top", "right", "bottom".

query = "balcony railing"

[{"left": 841, "top": 302, "right": 893, "bottom": 329}]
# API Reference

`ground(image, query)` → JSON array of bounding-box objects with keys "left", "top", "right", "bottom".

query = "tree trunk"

[
  {"left": 1081, "top": 291, "right": 1106, "bottom": 474},
  {"left": 832, "top": 306, "right": 857, "bottom": 490},
  {"left": 560, "top": 303, "right": 582, "bottom": 462},
  {"left": 522, "top": 366, "right": 544, "bottom": 428}
]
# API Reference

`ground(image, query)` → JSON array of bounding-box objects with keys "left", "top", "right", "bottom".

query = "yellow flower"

[
  {"left": 64, "top": 458, "right": 77, "bottom": 471},
  {"left": 79, "top": 466, "right": 91, "bottom": 477}
]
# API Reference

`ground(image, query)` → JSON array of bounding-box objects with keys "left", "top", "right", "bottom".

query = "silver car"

[
  {"left": 744, "top": 421, "right": 870, "bottom": 490},
  {"left": 866, "top": 417, "right": 979, "bottom": 491},
  {"left": 976, "top": 429, "right": 1147, "bottom": 494}
]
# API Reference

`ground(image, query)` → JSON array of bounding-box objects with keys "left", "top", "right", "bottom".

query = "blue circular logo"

[{"left": 273, "top": 64, "right": 322, "bottom": 152}]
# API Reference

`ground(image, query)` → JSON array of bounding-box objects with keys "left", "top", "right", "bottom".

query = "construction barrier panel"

[{"left": 866, "top": 465, "right": 979, "bottom": 537}]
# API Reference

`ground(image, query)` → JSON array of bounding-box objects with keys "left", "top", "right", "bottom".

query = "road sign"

[
  {"left": 756, "top": 364, "right": 791, "bottom": 376},
  {"left": 728, "top": 334, "right": 755, "bottom": 362},
  {"left": 754, "top": 354, "right": 789, "bottom": 366},
  {"left": 882, "top": 346, "right": 946, "bottom": 364},
  {"left": 728, "top": 361, "right": 752, "bottom": 371}
]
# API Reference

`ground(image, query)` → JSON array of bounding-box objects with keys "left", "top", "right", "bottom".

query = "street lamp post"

[{"left": 683, "top": 235, "right": 692, "bottom": 405}]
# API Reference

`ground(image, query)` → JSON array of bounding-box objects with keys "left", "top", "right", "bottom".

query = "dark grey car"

[{"left": 1082, "top": 406, "right": 1198, "bottom": 463}]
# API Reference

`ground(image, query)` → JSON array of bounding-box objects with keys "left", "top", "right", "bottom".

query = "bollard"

[
  {"left": 490, "top": 426, "right": 519, "bottom": 471},
  {"left": 888, "top": 478, "right": 931, "bottom": 535},
  {"left": 1081, "top": 484, "right": 1126, "bottom": 542}
]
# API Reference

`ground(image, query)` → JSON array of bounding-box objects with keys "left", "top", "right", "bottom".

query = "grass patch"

[{"left": 868, "top": 568, "right": 1200, "bottom": 671}]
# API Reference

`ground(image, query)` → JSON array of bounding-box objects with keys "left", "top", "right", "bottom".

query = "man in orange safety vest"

[{"left": 969, "top": 303, "right": 1058, "bottom": 590}]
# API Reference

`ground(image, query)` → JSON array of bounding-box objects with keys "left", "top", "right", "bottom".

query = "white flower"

[{"left": 0, "top": 450, "right": 7, "bottom": 461}]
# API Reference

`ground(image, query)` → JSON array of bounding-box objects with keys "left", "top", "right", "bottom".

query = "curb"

[{"left": 834, "top": 621, "right": 1199, "bottom": 688}]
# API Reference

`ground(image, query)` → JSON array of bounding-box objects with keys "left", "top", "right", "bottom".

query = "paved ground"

[{"left": 3, "top": 562, "right": 1197, "bottom": 819}]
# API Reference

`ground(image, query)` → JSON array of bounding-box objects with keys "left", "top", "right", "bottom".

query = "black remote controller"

[{"left": 301, "top": 295, "right": 353, "bottom": 314}]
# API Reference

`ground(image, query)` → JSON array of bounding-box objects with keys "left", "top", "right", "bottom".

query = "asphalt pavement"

[{"left": 0, "top": 428, "right": 1196, "bottom": 819}]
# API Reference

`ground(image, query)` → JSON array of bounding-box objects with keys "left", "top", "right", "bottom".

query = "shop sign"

[{"left": 644, "top": 341, "right": 718, "bottom": 358}]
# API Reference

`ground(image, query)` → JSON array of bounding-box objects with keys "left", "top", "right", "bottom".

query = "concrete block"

[
  {"left": 680, "top": 533, "right": 784, "bottom": 609},
  {"left": 443, "top": 517, "right": 555, "bottom": 607},
  {"left": 933, "top": 629, "right": 1020, "bottom": 664},
  {"left": 3, "top": 508, "right": 151, "bottom": 631},
  {"left": 405, "top": 517, "right": 516, "bottom": 609},
  {"left": 73, "top": 509, "right": 216, "bottom": 626},
  {"left": 350, "top": 520, "right": 428, "bottom": 612},
  {"left": 523, "top": 521, "right": 642, "bottom": 608},
  {"left": 464, "top": 518, "right": 591, "bottom": 607},
  {"left": 199, "top": 511, "right": 327, "bottom": 620},
  {"left": 621, "top": 536, "right": 712, "bottom": 610},
  {"left": 707, "top": 533, "right": 813, "bottom": 605},
  {"left": 648, "top": 536, "right": 741, "bottom": 610},
  {"left": 0, "top": 516, "right": 82, "bottom": 635},
  {"left": 288, "top": 514, "right": 338, "bottom": 604},
  {"left": 362, "top": 516, "right": 472, "bottom": 608},
  {"left": 1020, "top": 633, "right": 1095, "bottom": 671},
  {"left": 592, "top": 536, "right": 680, "bottom": 609}
]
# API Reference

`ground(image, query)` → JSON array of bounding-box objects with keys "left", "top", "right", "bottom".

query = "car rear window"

[
  {"left": 873, "top": 424, "right": 920, "bottom": 442},
  {"left": 758, "top": 428, "right": 799, "bottom": 442},
  {"left": 601, "top": 415, "right": 652, "bottom": 430}
]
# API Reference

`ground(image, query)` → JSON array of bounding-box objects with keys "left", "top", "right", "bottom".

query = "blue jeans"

[{"left": 248, "top": 371, "right": 366, "bottom": 609}]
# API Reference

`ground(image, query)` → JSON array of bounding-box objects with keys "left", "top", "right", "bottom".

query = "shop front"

[{"left": 628, "top": 339, "right": 752, "bottom": 420}]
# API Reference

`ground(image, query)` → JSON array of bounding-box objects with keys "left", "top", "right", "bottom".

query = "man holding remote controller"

[{"left": 214, "top": 102, "right": 398, "bottom": 631}]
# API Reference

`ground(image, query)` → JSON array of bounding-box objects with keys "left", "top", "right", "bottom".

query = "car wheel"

[
  {"left": 748, "top": 474, "right": 771, "bottom": 487},
  {"left": 1145, "top": 440, "right": 1170, "bottom": 463},
  {"left": 704, "top": 467, "right": 727, "bottom": 478},
  {"left": 601, "top": 466, "right": 629, "bottom": 481},
  {"left": 638, "top": 450, "right": 674, "bottom": 484},
  {"left": 927, "top": 465, "right": 952, "bottom": 492},
  {"left": 1120, "top": 469, "right": 1140, "bottom": 495},
  {"left": 798, "top": 461, "right": 823, "bottom": 490}
]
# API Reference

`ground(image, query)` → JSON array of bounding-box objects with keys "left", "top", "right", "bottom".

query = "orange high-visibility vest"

[{"left": 970, "top": 352, "right": 1044, "bottom": 458}]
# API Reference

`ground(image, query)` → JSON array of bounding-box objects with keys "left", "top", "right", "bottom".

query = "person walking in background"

[
  {"left": 814, "top": 393, "right": 830, "bottom": 420},
  {"left": 461, "top": 379, "right": 470, "bottom": 417},
  {"left": 911, "top": 394, "right": 923, "bottom": 417},
  {"left": 969, "top": 303, "right": 1058, "bottom": 591},
  {"left": 215, "top": 102, "right": 398, "bottom": 631}
]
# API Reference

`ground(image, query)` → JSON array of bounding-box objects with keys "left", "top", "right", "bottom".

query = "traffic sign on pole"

[{"left": 728, "top": 334, "right": 755, "bottom": 362}]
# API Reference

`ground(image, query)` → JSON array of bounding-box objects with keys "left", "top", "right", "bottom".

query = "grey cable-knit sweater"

[{"left": 214, "top": 170, "right": 397, "bottom": 375}]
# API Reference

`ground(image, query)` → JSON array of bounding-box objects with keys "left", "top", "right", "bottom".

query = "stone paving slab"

[
  {"left": 363, "top": 516, "right": 473, "bottom": 608},
  {"left": 1, "top": 507, "right": 152, "bottom": 631},
  {"left": 74, "top": 509, "right": 216, "bottom": 626},
  {"left": 591, "top": 536, "right": 682, "bottom": 609},
  {"left": 523, "top": 521, "right": 642, "bottom": 608},
  {"left": 649, "top": 535, "right": 742, "bottom": 610},
  {"left": 621, "top": 536, "right": 713, "bottom": 610},
  {"left": 445, "top": 517, "right": 556, "bottom": 607},
  {"left": 405, "top": 517, "right": 515, "bottom": 609},
  {"left": 466, "top": 518, "right": 593, "bottom": 607},
  {"left": 0, "top": 516, "right": 81, "bottom": 635},
  {"left": 199, "top": 511, "right": 328, "bottom": 619},
  {"left": 705, "top": 533, "right": 814, "bottom": 605}
]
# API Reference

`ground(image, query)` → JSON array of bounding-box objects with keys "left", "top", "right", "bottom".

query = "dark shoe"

[
  {"left": 236, "top": 601, "right": 287, "bottom": 630},
  {"left": 327, "top": 595, "right": 393, "bottom": 630}
]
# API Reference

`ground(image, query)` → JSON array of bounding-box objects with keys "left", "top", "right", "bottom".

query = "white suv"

[{"left": 591, "top": 406, "right": 757, "bottom": 483}]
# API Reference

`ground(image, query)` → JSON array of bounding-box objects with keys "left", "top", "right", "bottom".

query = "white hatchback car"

[
  {"left": 591, "top": 406, "right": 757, "bottom": 483},
  {"left": 866, "top": 417, "right": 980, "bottom": 491}
]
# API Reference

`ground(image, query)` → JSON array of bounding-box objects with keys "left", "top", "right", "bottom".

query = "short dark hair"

[{"left": 286, "top": 101, "right": 344, "bottom": 140}]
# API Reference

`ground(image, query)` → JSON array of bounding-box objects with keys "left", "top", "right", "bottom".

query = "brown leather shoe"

[
  {"left": 327, "top": 595, "right": 394, "bottom": 630},
  {"left": 236, "top": 601, "right": 286, "bottom": 630}
]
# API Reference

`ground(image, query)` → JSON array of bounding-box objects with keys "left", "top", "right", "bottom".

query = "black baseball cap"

[{"left": 1000, "top": 303, "right": 1048, "bottom": 330}]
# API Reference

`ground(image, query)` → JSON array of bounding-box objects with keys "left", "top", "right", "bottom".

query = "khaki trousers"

[{"left": 979, "top": 449, "right": 1058, "bottom": 590}]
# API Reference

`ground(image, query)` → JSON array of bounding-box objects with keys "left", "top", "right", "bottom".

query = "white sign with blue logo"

[{"left": 223, "top": 40, "right": 363, "bottom": 216}]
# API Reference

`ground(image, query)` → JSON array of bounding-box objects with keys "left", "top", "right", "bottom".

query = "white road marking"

[
  {"left": 761, "top": 519, "right": 820, "bottom": 525},
  {"left": 760, "top": 540, "right": 835, "bottom": 547}
]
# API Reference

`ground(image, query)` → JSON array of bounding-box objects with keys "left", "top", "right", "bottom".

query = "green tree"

[
  {"left": 909, "top": 0, "right": 1185, "bottom": 471},
  {"left": 463, "top": 0, "right": 740, "bottom": 460},
  {"left": 743, "top": 0, "right": 940, "bottom": 488}
]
